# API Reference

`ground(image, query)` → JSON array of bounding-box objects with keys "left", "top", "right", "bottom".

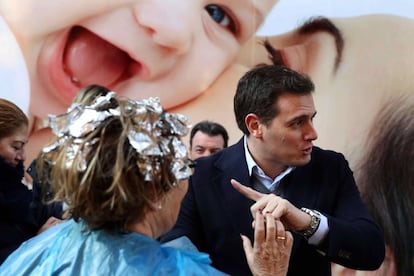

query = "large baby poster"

[{"left": 1, "top": 0, "right": 414, "bottom": 170}]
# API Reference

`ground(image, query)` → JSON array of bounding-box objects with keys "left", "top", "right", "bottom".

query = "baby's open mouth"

[{"left": 63, "top": 26, "right": 135, "bottom": 89}]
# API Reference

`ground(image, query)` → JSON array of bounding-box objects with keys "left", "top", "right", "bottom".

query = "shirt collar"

[{"left": 244, "top": 136, "right": 294, "bottom": 179}]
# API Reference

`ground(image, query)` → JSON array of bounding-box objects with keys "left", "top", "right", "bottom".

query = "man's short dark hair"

[
  {"left": 234, "top": 65, "right": 315, "bottom": 135},
  {"left": 189, "top": 120, "right": 229, "bottom": 148}
]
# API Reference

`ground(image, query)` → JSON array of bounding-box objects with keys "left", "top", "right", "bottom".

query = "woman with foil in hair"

[
  {"left": 0, "top": 86, "right": 293, "bottom": 276},
  {"left": 28, "top": 85, "right": 113, "bottom": 232}
]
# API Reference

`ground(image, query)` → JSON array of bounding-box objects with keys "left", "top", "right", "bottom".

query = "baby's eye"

[{"left": 205, "top": 4, "right": 236, "bottom": 33}]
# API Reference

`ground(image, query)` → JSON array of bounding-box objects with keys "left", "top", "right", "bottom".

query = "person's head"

[
  {"left": 234, "top": 64, "right": 316, "bottom": 172},
  {"left": 189, "top": 120, "right": 229, "bottom": 159},
  {"left": 247, "top": 14, "right": 414, "bottom": 167},
  {"left": 0, "top": 98, "right": 28, "bottom": 167},
  {"left": 38, "top": 89, "right": 193, "bottom": 238},
  {"left": 333, "top": 96, "right": 414, "bottom": 276},
  {"left": 0, "top": 0, "right": 278, "bottom": 120},
  {"left": 72, "top": 84, "right": 112, "bottom": 106}
]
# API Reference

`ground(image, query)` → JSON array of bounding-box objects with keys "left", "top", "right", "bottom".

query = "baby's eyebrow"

[{"left": 297, "top": 16, "right": 344, "bottom": 72}]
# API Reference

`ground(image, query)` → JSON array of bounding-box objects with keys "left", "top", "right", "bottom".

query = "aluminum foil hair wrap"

[
  {"left": 122, "top": 97, "right": 192, "bottom": 182},
  {"left": 42, "top": 92, "right": 193, "bottom": 182}
]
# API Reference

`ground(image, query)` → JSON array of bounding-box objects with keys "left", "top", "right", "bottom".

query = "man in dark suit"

[{"left": 161, "top": 64, "right": 385, "bottom": 275}]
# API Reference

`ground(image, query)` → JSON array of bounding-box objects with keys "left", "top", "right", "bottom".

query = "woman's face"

[
  {"left": 0, "top": 125, "right": 28, "bottom": 167},
  {"left": 0, "top": 0, "right": 276, "bottom": 119},
  {"left": 262, "top": 15, "right": 414, "bottom": 166}
]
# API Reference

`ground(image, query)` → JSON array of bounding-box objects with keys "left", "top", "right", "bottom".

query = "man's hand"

[{"left": 231, "top": 179, "right": 311, "bottom": 232}]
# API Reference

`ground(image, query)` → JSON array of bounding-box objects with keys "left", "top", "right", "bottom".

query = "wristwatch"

[{"left": 298, "top": 208, "right": 321, "bottom": 240}]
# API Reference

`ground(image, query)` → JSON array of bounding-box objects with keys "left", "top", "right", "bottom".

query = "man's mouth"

[
  {"left": 303, "top": 146, "right": 312, "bottom": 155},
  {"left": 62, "top": 26, "right": 136, "bottom": 89}
]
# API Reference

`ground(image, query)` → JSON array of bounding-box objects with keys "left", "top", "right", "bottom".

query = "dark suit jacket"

[
  {"left": 161, "top": 138, "right": 385, "bottom": 275},
  {"left": 27, "top": 159, "right": 63, "bottom": 229},
  {"left": 0, "top": 158, "right": 37, "bottom": 264}
]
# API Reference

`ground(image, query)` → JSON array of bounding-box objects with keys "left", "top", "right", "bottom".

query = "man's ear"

[{"left": 245, "top": 113, "right": 262, "bottom": 138}]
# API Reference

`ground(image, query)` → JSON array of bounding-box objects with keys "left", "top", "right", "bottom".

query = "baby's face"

[{"left": 1, "top": 0, "right": 277, "bottom": 118}]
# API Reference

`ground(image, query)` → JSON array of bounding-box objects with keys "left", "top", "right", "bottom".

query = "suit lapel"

[{"left": 211, "top": 138, "right": 255, "bottom": 237}]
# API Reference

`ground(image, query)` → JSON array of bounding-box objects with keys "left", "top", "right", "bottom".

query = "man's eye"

[
  {"left": 289, "top": 120, "right": 303, "bottom": 128},
  {"left": 205, "top": 4, "right": 236, "bottom": 33}
]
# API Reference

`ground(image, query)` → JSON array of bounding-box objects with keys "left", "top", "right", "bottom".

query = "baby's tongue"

[{"left": 64, "top": 27, "right": 130, "bottom": 87}]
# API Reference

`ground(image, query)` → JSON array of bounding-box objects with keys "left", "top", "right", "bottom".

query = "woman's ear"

[{"left": 245, "top": 113, "right": 262, "bottom": 138}]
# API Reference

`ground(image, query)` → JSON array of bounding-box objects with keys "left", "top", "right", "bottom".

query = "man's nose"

[
  {"left": 199, "top": 151, "right": 211, "bottom": 158},
  {"left": 134, "top": 1, "right": 194, "bottom": 55},
  {"left": 304, "top": 122, "right": 318, "bottom": 141}
]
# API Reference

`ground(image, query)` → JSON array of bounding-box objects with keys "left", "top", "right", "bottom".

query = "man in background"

[{"left": 189, "top": 120, "right": 229, "bottom": 160}]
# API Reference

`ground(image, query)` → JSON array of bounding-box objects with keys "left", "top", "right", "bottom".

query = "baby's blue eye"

[{"left": 205, "top": 4, "right": 235, "bottom": 33}]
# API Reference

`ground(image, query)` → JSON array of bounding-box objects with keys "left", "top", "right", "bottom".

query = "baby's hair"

[{"left": 356, "top": 95, "right": 414, "bottom": 275}]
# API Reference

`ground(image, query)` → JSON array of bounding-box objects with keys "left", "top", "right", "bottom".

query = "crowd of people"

[
  {"left": 5, "top": 64, "right": 414, "bottom": 275},
  {"left": 0, "top": 68, "right": 414, "bottom": 275},
  {"left": 1, "top": 2, "right": 413, "bottom": 273},
  {"left": 0, "top": 87, "right": 294, "bottom": 275},
  {"left": 5, "top": 62, "right": 414, "bottom": 275}
]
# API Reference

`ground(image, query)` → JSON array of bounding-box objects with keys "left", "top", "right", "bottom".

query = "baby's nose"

[{"left": 134, "top": 1, "right": 194, "bottom": 54}]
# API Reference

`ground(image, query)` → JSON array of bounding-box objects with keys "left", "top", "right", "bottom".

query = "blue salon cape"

[{"left": 0, "top": 219, "right": 228, "bottom": 275}]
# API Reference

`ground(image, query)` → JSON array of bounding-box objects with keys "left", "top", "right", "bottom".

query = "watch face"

[{"left": 300, "top": 208, "right": 321, "bottom": 239}]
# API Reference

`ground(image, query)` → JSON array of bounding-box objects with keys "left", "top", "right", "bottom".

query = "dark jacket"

[
  {"left": 27, "top": 159, "right": 63, "bottom": 229},
  {"left": 161, "top": 138, "right": 385, "bottom": 275},
  {"left": 0, "top": 158, "right": 37, "bottom": 264}
]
